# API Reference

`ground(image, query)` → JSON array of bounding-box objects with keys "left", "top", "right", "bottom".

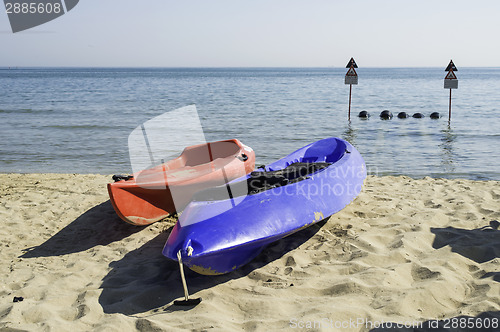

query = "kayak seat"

[
  {"left": 183, "top": 141, "right": 241, "bottom": 167},
  {"left": 302, "top": 138, "right": 347, "bottom": 164},
  {"left": 301, "top": 156, "right": 318, "bottom": 163},
  {"left": 192, "top": 162, "right": 331, "bottom": 201}
]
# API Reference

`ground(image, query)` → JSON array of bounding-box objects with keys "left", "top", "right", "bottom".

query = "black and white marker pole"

[
  {"left": 444, "top": 60, "right": 458, "bottom": 121},
  {"left": 345, "top": 57, "right": 358, "bottom": 121}
]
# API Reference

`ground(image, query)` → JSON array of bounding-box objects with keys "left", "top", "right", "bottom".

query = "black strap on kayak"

[
  {"left": 250, "top": 162, "right": 331, "bottom": 180},
  {"left": 247, "top": 162, "right": 331, "bottom": 194},
  {"left": 192, "top": 162, "right": 331, "bottom": 201}
]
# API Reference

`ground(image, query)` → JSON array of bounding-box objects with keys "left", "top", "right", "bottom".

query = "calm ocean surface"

[{"left": 1, "top": 67, "right": 499, "bottom": 180}]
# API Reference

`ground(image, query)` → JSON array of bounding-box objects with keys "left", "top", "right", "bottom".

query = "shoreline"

[
  {"left": 2, "top": 171, "right": 499, "bottom": 181},
  {"left": 1, "top": 174, "right": 499, "bottom": 330}
]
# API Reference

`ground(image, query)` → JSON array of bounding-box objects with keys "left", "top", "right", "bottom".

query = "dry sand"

[{"left": 0, "top": 173, "right": 499, "bottom": 331}]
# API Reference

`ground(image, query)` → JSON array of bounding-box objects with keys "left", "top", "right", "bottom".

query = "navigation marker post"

[
  {"left": 444, "top": 60, "right": 458, "bottom": 121},
  {"left": 345, "top": 57, "right": 358, "bottom": 120}
]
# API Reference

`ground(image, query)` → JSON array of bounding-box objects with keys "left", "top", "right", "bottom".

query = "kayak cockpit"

[{"left": 192, "top": 161, "right": 331, "bottom": 202}]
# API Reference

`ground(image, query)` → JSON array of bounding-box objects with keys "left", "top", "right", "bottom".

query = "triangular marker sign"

[
  {"left": 445, "top": 70, "right": 457, "bottom": 79},
  {"left": 346, "top": 58, "right": 358, "bottom": 68},
  {"left": 445, "top": 60, "right": 458, "bottom": 72},
  {"left": 346, "top": 67, "right": 357, "bottom": 76}
]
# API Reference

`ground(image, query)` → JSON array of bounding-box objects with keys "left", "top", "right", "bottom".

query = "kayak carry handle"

[
  {"left": 112, "top": 174, "right": 134, "bottom": 182},
  {"left": 237, "top": 153, "right": 249, "bottom": 162},
  {"left": 174, "top": 250, "right": 202, "bottom": 307}
]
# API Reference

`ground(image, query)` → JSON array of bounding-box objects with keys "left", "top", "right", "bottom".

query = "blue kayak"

[{"left": 162, "top": 137, "right": 366, "bottom": 275}]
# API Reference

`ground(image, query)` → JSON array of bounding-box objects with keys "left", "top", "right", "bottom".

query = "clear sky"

[{"left": 1, "top": 0, "right": 499, "bottom": 67}]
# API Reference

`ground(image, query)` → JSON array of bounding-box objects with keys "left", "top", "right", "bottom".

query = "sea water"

[{"left": 1, "top": 67, "right": 499, "bottom": 180}]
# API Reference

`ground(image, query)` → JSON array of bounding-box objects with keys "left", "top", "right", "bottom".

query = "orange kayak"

[{"left": 108, "top": 139, "right": 255, "bottom": 225}]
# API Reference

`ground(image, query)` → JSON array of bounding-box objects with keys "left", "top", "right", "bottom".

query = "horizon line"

[{"left": 1, "top": 65, "right": 500, "bottom": 69}]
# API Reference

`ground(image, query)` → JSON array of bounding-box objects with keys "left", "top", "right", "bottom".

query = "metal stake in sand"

[
  {"left": 174, "top": 250, "right": 201, "bottom": 306},
  {"left": 344, "top": 57, "right": 358, "bottom": 121},
  {"left": 444, "top": 60, "right": 458, "bottom": 121}
]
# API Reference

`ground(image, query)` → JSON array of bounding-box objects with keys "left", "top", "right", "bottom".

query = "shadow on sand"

[
  {"left": 98, "top": 219, "right": 328, "bottom": 315},
  {"left": 431, "top": 220, "right": 500, "bottom": 264},
  {"left": 20, "top": 200, "right": 145, "bottom": 258},
  {"left": 431, "top": 220, "right": 500, "bottom": 285}
]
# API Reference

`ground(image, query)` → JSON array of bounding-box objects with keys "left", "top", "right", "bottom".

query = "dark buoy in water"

[
  {"left": 358, "top": 111, "right": 370, "bottom": 119},
  {"left": 430, "top": 112, "right": 441, "bottom": 119},
  {"left": 397, "top": 112, "right": 409, "bottom": 119},
  {"left": 412, "top": 113, "right": 424, "bottom": 118},
  {"left": 380, "top": 110, "right": 393, "bottom": 120}
]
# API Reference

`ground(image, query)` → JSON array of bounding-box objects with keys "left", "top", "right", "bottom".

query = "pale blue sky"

[{"left": 1, "top": 0, "right": 499, "bottom": 67}]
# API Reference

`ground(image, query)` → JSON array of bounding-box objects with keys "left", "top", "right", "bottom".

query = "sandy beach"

[{"left": 1, "top": 173, "right": 499, "bottom": 331}]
